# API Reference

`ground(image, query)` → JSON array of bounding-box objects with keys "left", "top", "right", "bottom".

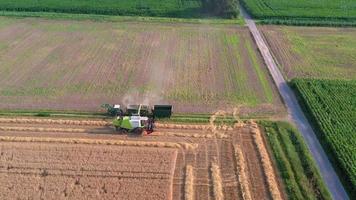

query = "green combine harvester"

[{"left": 102, "top": 104, "right": 172, "bottom": 135}]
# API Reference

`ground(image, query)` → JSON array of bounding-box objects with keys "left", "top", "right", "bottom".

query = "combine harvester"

[{"left": 102, "top": 104, "right": 172, "bottom": 136}]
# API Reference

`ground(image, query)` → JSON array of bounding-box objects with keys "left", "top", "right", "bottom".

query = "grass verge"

[{"left": 260, "top": 121, "right": 332, "bottom": 200}]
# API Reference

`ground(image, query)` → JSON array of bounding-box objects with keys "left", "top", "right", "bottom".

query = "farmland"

[
  {"left": 0, "top": 116, "right": 286, "bottom": 199},
  {"left": 241, "top": 0, "right": 356, "bottom": 24},
  {"left": 291, "top": 79, "right": 356, "bottom": 197},
  {"left": 0, "top": 0, "right": 202, "bottom": 18},
  {"left": 260, "top": 26, "right": 356, "bottom": 80},
  {"left": 261, "top": 121, "right": 331, "bottom": 200},
  {"left": 0, "top": 17, "right": 283, "bottom": 115}
]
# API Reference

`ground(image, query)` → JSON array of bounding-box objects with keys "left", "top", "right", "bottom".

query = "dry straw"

[
  {"left": 211, "top": 162, "right": 224, "bottom": 200},
  {"left": 250, "top": 122, "right": 283, "bottom": 200},
  {"left": 154, "top": 131, "right": 215, "bottom": 139},
  {"left": 0, "top": 118, "right": 109, "bottom": 126},
  {"left": 208, "top": 110, "right": 231, "bottom": 138},
  {"left": 234, "top": 144, "right": 252, "bottom": 200},
  {"left": 185, "top": 165, "right": 194, "bottom": 200},
  {"left": 0, "top": 136, "right": 197, "bottom": 150},
  {"left": 0, "top": 126, "right": 86, "bottom": 133}
]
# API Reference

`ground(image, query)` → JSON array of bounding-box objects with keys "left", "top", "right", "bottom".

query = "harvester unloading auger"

[{"left": 102, "top": 104, "right": 172, "bottom": 135}]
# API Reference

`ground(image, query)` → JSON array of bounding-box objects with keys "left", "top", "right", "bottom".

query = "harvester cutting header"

[{"left": 102, "top": 104, "right": 172, "bottom": 135}]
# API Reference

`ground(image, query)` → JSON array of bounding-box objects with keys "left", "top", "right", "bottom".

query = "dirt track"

[
  {"left": 240, "top": 7, "right": 349, "bottom": 200},
  {"left": 0, "top": 117, "right": 284, "bottom": 199}
]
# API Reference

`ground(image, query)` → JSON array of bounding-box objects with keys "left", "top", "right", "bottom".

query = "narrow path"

[{"left": 239, "top": 7, "right": 349, "bottom": 200}]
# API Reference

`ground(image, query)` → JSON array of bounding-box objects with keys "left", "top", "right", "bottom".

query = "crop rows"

[
  {"left": 291, "top": 79, "right": 356, "bottom": 197},
  {"left": 250, "top": 122, "right": 283, "bottom": 200},
  {"left": 0, "top": 136, "right": 197, "bottom": 150},
  {"left": 184, "top": 165, "right": 194, "bottom": 200},
  {"left": 261, "top": 121, "right": 331, "bottom": 200},
  {"left": 0, "top": 17, "right": 281, "bottom": 114},
  {"left": 260, "top": 26, "right": 356, "bottom": 80},
  {"left": 0, "top": 0, "right": 202, "bottom": 18},
  {"left": 233, "top": 144, "right": 252, "bottom": 200},
  {"left": 241, "top": 0, "right": 356, "bottom": 24},
  {"left": 0, "top": 142, "right": 177, "bottom": 199}
]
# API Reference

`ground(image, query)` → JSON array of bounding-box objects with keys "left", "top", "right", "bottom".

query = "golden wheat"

[
  {"left": 251, "top": 123, "right": 283, "bottom": 200},
  {"left": 185, "top": 165, "right": 194, "bottom": 200},
  {"left": 234, "top": 145, "right": 252, "bottom": 200},
  {"left": 0, "top": 136, "right": 197, "bottom": 150},
  {"left": 153, "top": 131, "right": 214, "bottom": 138},
  {"left": 211, "top": 162, "right": 224, "bottom": 200},
  {"left": 0, "top": 118, "right": 109, "bottom": 126},
  {"left": 0, "top": 126, "right": 87, "bottom": 133}
]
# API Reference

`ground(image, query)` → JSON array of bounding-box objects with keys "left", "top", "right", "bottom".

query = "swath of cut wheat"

[
  {"left": 0, "top": 136, "right": 197, "bottom": 150},
  {"left": 250, "top": 122, "right": 283, "bottom": 200},
  {"left": 234, "top": 144, "right": 252, "bottom": 200},
  {"left": 211, "top": 162, "right": 224, "bottom": 200},
  {"left": 185, "top": 165, "right": 194, "bottom": 200}
]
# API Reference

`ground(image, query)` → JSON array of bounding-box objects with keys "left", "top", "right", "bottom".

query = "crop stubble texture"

[
  {"left": 0, "top": 17, "right": 282, "bottom": 115},
  {"left": 260, "top": 26, "right": 356, "bottom": 80},
  {"left": 0, "top": 118, "right": 284, "bottom": 199},
  {"left": 0, "top": 143, "right": 177, "bottom": 200}
]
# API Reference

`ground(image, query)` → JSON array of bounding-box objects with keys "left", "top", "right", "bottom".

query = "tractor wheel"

[
  {"left": 131, "top": 128, "right": 143, "bottom": 136},
  {"left": 119, "top": 128, "right": 128, "bottom": 134}
]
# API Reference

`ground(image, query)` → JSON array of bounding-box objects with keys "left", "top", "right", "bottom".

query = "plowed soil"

[{"left": 0, "top": 117, "right": 285, "bottom": 199}]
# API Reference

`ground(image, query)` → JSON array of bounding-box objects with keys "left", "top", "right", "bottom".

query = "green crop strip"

[
  {"left": 261, "top": 121, "right": 332, "bottom": 200},
  {"left": 241, "top": 0, "right": 356, "bottom": 26},
  {"left": 291, "top": 79, "right": 356, "bottom": 198},
  {"left": 245, "top": 39, "right": 273, "bottom": 103}
]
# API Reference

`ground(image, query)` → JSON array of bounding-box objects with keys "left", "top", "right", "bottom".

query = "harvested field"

[
  {"left": 0, "top": 117, "right": 285, "bottom": 199},
  {"left": 0, "top": 143, "right": 177, "bottom": 200},
  {"left": 0, "top": 17, "right": 283, "bottom": 115},
  {"left": 260, "top": 25, "right": 356, "bottom": 80}
]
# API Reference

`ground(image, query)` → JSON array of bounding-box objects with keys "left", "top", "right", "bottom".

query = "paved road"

[{"left": 240, "top": 8, "right": 349, "bottom": 200}]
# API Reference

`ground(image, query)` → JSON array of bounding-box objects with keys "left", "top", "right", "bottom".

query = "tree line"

[{"left": 201, "top": 0, "right": 239, "bottom": 18}]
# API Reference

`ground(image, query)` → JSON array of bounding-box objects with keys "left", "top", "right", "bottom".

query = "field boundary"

[
  {"left": 239, "top": 0, "right": 356, "bottom": 27},
  {"left": 250, "top": 123, "right": 283, "bottom": 200},
  {"left": 0, "top": 136, "right": 197, "bottom": 150},
  {"left": 240, "top": 6, "right": 349, "bottom": 199},
  {"left": 257, "top": 18, "right": 356, "bottom": 27},
  {"left": 260, "top": 121, "right": 332, "bottom": 200},
  {"left": 0, "top": 11, "right": 244, "bottom": 25}
]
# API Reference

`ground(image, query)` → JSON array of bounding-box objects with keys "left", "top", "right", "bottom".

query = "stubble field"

[
  {"left": 0, "top": 117, "right": 285, "bottom": 199},
  {"left": 260, "top": 25, "right": 356, "bottom": 80},
  {"left": 0, "top": 17, "right": 283, "bottom": 115}
]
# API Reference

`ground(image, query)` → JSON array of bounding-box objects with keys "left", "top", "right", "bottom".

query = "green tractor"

[{"left": 103, "top": 104, "right": 172, "bottom": 135}]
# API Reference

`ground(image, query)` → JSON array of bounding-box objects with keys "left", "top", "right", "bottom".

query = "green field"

[
  {"left": 0, "top": 0, "right": 202, "bottom": 18},
  {"left": 241, "top": 0, "right": 356, "bottom": 25},
  {"left": 261, "top": 121, "right": 331, "bottom": 200},
  {"left": 291, "top": 79, "right": 356, "bottom": 197},
  {"left": 261, "top": 26, "right": 356, "bottom": 80}
]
